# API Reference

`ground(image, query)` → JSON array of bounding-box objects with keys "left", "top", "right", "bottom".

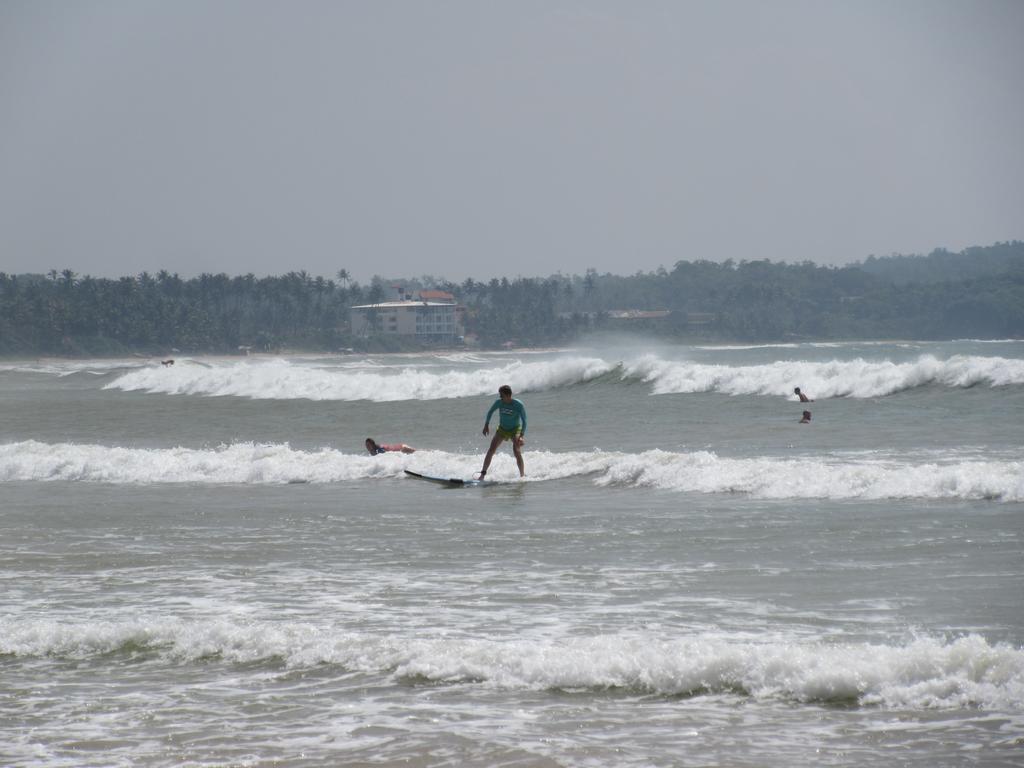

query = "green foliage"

[
  {"left": 857, "top": 241, "right": 1024, "bottom": 284},
  {"left": 0, "top": 270, "right": 362, "bottom": 356},
  {"left": 1, "top": 242, "right": 1021, "bottom": 356}
]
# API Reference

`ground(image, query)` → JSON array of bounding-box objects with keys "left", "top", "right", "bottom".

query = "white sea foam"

[
  {"left": 0, "top": 440, "right": 393, "bottom": 484},
  {"left": 531, "top": 449, "right": 1024, "bottom": 501},
  {"left": 104, "top": 356, "right": 615, "bottom": 401},
  {"left": 623, "top": 353, "right": 1024, "bottom": 398},
  {"left": 2, "top": 441, "right": 1021, "bottom": 501},
  {"left": 1, "top": 616, "right": 1020, "bottom": 708}
]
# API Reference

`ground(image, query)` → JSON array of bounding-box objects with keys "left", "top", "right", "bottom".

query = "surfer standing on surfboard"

[{"left": 479, "top": 384, "right": 527, "bottom": 479}]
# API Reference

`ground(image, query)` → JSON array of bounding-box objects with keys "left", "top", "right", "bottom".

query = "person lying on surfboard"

[
  {"left": 479, "top": 384, "right": 526, "bottom": 479},
  {"left": 365, "top": 438, "right": 415, "bottom": 455}
]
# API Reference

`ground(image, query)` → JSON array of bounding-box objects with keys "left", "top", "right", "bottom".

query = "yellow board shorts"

[{"left": 495, "top": 426, "right": 522, "bottom": 441}]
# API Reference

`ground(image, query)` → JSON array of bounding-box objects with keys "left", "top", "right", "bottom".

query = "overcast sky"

[{"left": 1, "top": 0, "right": 1021, "bottom": 284}]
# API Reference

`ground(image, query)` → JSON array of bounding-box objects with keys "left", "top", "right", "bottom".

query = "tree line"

[{"left": 1, "top": 242, "right": 1022, "bottom": 356}]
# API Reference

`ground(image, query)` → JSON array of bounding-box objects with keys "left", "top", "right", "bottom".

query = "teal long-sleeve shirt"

[{"left": 485, "top": 397, "right": 527, "bottom": 436}]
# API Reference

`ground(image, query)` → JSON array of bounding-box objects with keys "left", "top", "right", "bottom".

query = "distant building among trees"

[{"left": 350, "top": 288, "right": 464, "bottom": 344}]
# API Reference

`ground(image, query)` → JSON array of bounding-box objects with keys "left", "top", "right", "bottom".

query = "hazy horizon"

[
  {"left": 4, "top": 238, "right": 1020, "bottom": 287},
  {"left": 2, "top": 0, "right": 1021, "bottom": 284}
]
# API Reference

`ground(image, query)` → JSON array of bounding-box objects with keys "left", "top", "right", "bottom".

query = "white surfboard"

[{"left": 404, "top": 469, "right": 493, "bottom": 487}]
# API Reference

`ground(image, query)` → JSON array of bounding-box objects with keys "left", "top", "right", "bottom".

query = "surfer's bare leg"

[
  {"left": 512, "top": 436, "right": 525, "bottom": 477},
  {"left": 480, "top": 433, "right": 503, "bottom": 476}
]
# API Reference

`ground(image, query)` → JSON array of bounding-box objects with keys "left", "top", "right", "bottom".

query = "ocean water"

[{"left": 1, "top": 338, "right": 1022, "bottom": 767}]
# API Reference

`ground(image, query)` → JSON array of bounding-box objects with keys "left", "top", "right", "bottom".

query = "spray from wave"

[{"left": 2, "top": 441, "right": 1020, "bottom": 501}]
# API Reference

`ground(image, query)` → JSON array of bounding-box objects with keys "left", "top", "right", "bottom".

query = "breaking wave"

[
  {"left": 623, "top": 353, "right": 1024, "bottom": 398},
  {"left": 103, "top": 356, "right": 614, "bottom": 401},
  {"left": 2, "top": 616, "right": 1020, "bottom": 709},
  {"left": 98, "top": 353, "right": 1024, "bottom": 401},
  {"left": 2, "top": 441, "right": 1020, "bottom": 501}
]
